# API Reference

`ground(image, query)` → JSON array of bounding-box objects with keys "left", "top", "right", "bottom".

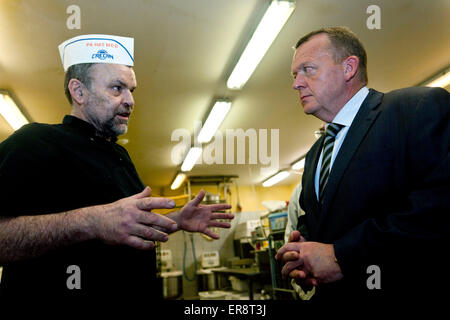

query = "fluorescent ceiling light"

[
  {"left": 181, "top": 147, "right": 202, "bottom": 172},
  {"left": 0, "top": 91, "right": 29, "bottom": 130},
  {"left": 171, "top": 173, "right": 187, "bottom": 190},
  {"left": 424, "top": 69, "right": 450, "bottom": 88},
  {"left": 291, "top": 158, "right": 305, "bottom": 170},
  {"left": 227, "top": 0, "right": 295, "bottom": 90},
  {"left": 197, "top": 100, "right": 231, "bottom": 143},
  {"left": 262, "top": 170, "right": 290, "bottom": 187}
]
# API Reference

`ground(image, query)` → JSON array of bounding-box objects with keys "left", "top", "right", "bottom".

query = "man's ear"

[
  {"left": 68, "top": 79, "right": 86, "bottom": 105},
  {"left": 342, "top": 56, "right": 359, "bottom": 82}
]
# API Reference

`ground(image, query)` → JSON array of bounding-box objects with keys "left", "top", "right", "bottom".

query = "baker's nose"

[{"left": 123, "top": 89, "right": 135, "bottom": 109}]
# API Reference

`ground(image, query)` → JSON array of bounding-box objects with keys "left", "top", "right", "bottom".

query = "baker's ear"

[
  {"left": 68, "top": 79, "right": 86, "bottom": 105},
  {"left": 342, "top": 56, "right": 359, "bottom": 82}
]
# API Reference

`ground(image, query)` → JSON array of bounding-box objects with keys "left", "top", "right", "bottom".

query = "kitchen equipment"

[
  {"left": 229, "top": 276, "right": 249, "bottom": 292},
  {"left": 161, "top": 270, "right": 183, "bottom": 299},
  {"left": 201, "top": 251, "right": 220, "bottom": 268},
  {"left": 197, "top": 251, "right": 222, "bottom": 292},
  {"left": 160, "top": 249, "right": 183, "bottom": 299},
  {"left": 262, "top": 200, "right": 287, "bottom": 212},
  {"left": 234, "top": 219, "right": 261, "bottom": 239},
  {"left": 196, "top": 268, "right": 218, "bottom": 291},
  {"left": 203, "top": 193, "right": 221, "bottom": 204},
  {"left": 160, "top": 249, "right": 173, "bottom": 271},
  {"left": 198, "top": 290, "right": 228, "bottom": 300},
  {"left": 268, "top": 211, "right": 287, "bottom": 233}
]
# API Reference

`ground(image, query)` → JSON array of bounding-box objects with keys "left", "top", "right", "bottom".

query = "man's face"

[
  {"left": 83, "top": 64, "right": 137, "bottom": 138},
  {"left": 291, "top": 34, "right": 347, "bottom": 121}
]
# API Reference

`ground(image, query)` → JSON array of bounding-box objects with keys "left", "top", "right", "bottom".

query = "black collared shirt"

[{"left": 0, "top": 115, "right": 161, "bottom": 301}]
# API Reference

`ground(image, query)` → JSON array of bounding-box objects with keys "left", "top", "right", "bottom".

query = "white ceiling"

[{"left": 0, "top": 0, "right": 449, "bottom": 192}]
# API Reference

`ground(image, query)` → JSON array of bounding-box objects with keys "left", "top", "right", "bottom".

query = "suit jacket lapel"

[
  {"left": 299, "top": 136, "right": 324, "bottom": 238},
  {"left": 306, "top": 137, "right": 323, "bottom": 208},
  {"left": 317, "top": 89, "right": 384, "bottom": 229}
]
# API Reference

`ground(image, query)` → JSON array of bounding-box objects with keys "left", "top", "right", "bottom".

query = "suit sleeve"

[{"left": 333, "top": 87, "right": 450, "bottom": 278}]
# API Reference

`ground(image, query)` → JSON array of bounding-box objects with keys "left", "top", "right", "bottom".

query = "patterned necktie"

[{"left": 319, "top": 123, "right": 344, "bottom": 200}]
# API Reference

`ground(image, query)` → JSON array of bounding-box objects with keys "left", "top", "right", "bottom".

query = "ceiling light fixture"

[
  {"left": 262, "top": 170, "right": 290, "bottom": 187},
  {"left": 170, "top": 173, "right": 187, "bottom": 190},
  {"left": 181, "top": 147, "right": 202, "bottom": 172},
  {"left": 197, "top": 100, "right": 232, "bottom": 143},
  {"left": 423, "top": 67, "right": 450, "bottom": 88},
  {"left": 291, "top": 158, "right": 305, "bottom": 170},
  {"left": 227, "top": 0, "right": 295, "bottom": 90},
  {"left": 0, "top": 91, "right": 29, "bottom": 130}
]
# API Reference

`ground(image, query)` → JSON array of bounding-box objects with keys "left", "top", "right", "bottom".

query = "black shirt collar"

[{"left": 63, "top": 115, "right": 118, "bottom": 143}]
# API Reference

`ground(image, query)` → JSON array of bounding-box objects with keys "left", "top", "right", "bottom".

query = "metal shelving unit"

[{"left": 267, "top": 230, "right": 297, "bottom": 300}]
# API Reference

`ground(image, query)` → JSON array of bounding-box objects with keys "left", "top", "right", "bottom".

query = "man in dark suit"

[{"left": 275, "top": 26, "right": 449, "bottom": 306}]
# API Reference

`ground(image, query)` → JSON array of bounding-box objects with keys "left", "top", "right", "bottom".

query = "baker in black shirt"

[{"left": 0, "top": 34, "right": 233, "bottom": 303}]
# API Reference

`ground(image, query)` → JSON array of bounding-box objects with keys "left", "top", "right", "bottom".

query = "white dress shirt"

[{"left": 314, "top": 87, "right": 369, "bottom": 200}]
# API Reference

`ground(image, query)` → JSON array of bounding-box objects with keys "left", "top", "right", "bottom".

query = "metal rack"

[
  {"left": 186, "top": 175, "right": 238, "bottom": 203},
  {"left": 267, "top": 230, "right": 297, "bottom": 300}
]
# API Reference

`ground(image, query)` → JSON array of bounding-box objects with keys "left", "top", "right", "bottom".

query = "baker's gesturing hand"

[
  {"left": 176, "top": 190, "right": 234, "bottom": 239},
  {"left": 90, "top": 187, "right": 177, "bottom": 250}
]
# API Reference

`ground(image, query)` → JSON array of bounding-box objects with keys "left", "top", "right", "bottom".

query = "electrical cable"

[{"left": 182, "top": 231, "right": 197, "bottom": 281}]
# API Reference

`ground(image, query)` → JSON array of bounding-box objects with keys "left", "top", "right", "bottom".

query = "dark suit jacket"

[{"left": 298, "top": 87, "right": 449, "bottom": 306}]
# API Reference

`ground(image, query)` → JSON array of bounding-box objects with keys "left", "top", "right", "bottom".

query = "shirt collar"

[
  {"left": 331, "top": 86, "right": 369, "bottom": 128},
  {"left": 62, "top": 115, "right": 118, "bottom": 143}
]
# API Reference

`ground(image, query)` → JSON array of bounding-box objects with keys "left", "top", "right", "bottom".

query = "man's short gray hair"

[{"left": 64, "top": 63, "right": 97, "bottom": 104}]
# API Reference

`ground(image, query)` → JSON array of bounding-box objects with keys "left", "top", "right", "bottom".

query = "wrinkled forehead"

[{"left": 90, "top": 63, "right": 137, "bottom": 86}]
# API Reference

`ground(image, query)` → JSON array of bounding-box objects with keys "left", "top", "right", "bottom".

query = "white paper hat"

[{"left": 58, "top": 34, "right": 134, "bottom": 72}]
